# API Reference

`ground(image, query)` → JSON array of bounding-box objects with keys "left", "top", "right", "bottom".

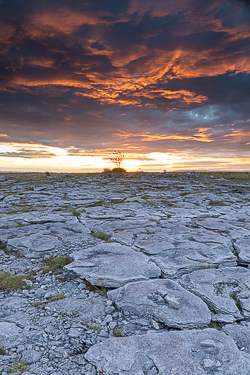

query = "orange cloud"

[
  {"left": 8, "top": 44, "right": 249, "bottom": 109},
  {"left": 114, "top": 129, "right": 213, "bottom": 143},
  {"left": 24, "top": 8, "right": 110, "bottom": 38},
  {"left": 135, "top": 88, "right": 208, "bottom": 104},
  {"left": 222, "top": 130, "right": 250, "bottom": 142},
  {"left": 4, "top": 3, "right": 250, "bottom": 113}
]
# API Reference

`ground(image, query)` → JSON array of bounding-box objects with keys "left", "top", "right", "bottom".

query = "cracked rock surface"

[
  {"left": 108, "top": 279, "right": 211, "bottom": 329},
  {"left": 85, "top": 329, "right": 250, "bottom": 375},
  {"left": 1, "top": 172, "right": 250, "bottom": 374},
  {"left": 65, "top": 243, "right": 161, "bottom": 287}
]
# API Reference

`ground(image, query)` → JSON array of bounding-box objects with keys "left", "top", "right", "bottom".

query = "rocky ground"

[{"left": 0, "top": 171, "right": 250, "bottom": 374}]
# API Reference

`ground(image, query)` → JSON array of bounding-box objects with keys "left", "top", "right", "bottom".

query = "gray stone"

[
  {"left": 181, "top": 267, "right": 250, "bottom": 320},
  {"left": 22, "top": 349, "right": 41, "bottom": 364},
  {"left": 188, "top": 230, "right": 231, "bottom": 245},
  {"left": 65, "top": 243, "right": 161, "bottom": 287},
  {"left": 19, "top": 212, "right": 68, "bottom": 224},
  {"left": 151, "top": 243, "right": 236, "bottom": 278},
  {"left": 0, "top": 322, "right": 22, "bottom": 339},
  {"left": 7, "top": 232, "right": 61, "bottom": 258},
  {"left": 110, "top": 230, "right": 134, "bottom": 246},
  {"left": 85, "top": 329, "right": 250, "bottom": 375},
  {"left": 223, "top": 323, "right": 250, "bottom": 353},
  {"left": 0, "top": 322, "right": 23, "bottom": 349},
  {"left": 134, "top": 236, "right": 176, "bottom": 254},
  {"left": 197, "top": 218, "right": 233, "bottom": 233},
  {"left": 68, "top": 328, "right": 82, "bottom": 338},
  {"left": 47, "top": 295, "right": 106, "bottom": 323},
  {"left": 108, "top": 279, "right": 211, "bottom": 329},
  {"left": 44, "top": 289, "right": 62, "bottom": 299},
  {"left": 34, "top": 288, "right": 46, "bottom": 298},
  {"left": 0, "top": 297, "right": 29, "bottom": 320},
  {"left": 168, "top": 208, "right": 208, "bottom": 219},
  {"left": 233, "top": 239, "right": 250, "bottom": 265}
]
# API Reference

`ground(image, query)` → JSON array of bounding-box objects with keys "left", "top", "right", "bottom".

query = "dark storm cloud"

[
  {"left": 0, "top": 0, "right": 250, "bottom": 161},
  {"left": 0, "top": 149, "right": 56, "bottom": 158},
  {"left": 165, "top": 73, "right": 250, "bottom": 105}
]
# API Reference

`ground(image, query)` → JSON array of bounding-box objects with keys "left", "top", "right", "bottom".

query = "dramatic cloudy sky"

[{"left": 0, "top": 0, "right": 250, "bottom": 171}]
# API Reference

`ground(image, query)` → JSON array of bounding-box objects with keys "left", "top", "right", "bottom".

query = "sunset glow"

[{"left": 0, "top": 0, "right": 250, "bottom": 172}]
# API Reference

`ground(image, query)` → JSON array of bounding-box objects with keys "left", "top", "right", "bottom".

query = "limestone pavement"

[{"left": 0, "top": 172, "right": 250, "bottom": 374}]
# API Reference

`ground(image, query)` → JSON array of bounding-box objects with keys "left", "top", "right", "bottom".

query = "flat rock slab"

[
  {"left": 17, "top": 212, "right": 69, "bottom": 224},
  {"left": 181, "top": 267, "right": 250, "bottom": 321},
  {"left": 0, "top": 322, "right": 23, "bottom": 349},
  {"left": 87, "top": 218, "right": 157, "bottom": 235},
  {"left": 151, "top": 244, "right": 236, "bottom": 278},
  {"left": 65, "top": 243, "right": 161, "bottom": 287},
  {"left": 7, "top": 232, "right": 61, "bottom": 258},
  {"left": 223, "top": 323, "right": 250, "bottom": 353},
  {"left": 233, "top": 239, "right": 250, "bottom": 265},
  {"left": 108, "top": 279, "right": 211, "bottom": 329},
  {"left": 85, "top": 328, "right": 250, "bottom": 375},
  {"left": 0, "top": 297, "right": 35, "bottom": 328},
  {"left": 134, "top": 236, "right": 175, "bottom": 254},
  {"left": 47, "top": 295, "right": 106, "bottom": 323},
  {"left": 197, "top": 218, "right": 233, "bottom": 233},
  {"left": 188, "top": 230, "right": 230, "bottom": 245}
]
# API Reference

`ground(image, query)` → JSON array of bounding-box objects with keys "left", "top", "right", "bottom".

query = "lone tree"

[{"left": 109, "top": 150, "right": 125, "bottom": 168}]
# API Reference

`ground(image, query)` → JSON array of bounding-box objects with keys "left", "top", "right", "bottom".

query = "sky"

[{"left": 0, "top": 0, "right": 250, "bottom": 172}]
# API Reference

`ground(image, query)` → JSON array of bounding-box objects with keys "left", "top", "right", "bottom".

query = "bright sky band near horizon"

[{"left": 0, "top": 0, "right": 250, "bottom": 172}]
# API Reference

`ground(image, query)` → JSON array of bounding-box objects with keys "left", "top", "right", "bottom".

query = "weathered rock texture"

[
  {"left": 85, "top": 329, "right": 250, "bottom": 375},
  {"left": 65, "top": 242, "right": 161, "bottom": 287},
  {"left": 108, "top": 279, "right": 211, "bottom": 328},
  {"left": 181, "top": 267, "right": 250, "bottom": 321},
  {"left": 1, "top": 173, "right": 250, "bottom": 374}
]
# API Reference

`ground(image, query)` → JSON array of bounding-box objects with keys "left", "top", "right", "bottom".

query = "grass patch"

[
  {"left": 15, "top": 223, "right": 26, "bottom": 228},
  {"left": 149, "top": 218, "right": 160, "bottom": 224},
  {"left": 0, "top": 242, "right": 7, "bottom": 251},
  {"left": 49, "top": 292, "right": 65, "bottom": 302},
  {"left": 0, "top": 271, "right": 27, "bottom": 290},
  {"left": 0, "top": 346, "right": 6, "bottom": 355},
  {"left": 0, "top": 207, "right": 33, "bottom": 215},
  {"left": 91, "top": 232, "right": 112, "bottom": 242},
  {"left": 162, "top": 200, "right": 177, "bottom": 208},
  {"left": 12, "top": 201, "right": 29, "bottom": 207},
  {"left": 71, "top": 208, "right": 81, "bottom": 217},
  {"left": 43, "top": 256, "right": 71, "bottom": 274},
  {"left": 209, "top": 306, "right": 218, "bottom": 314},
  {"left": 53, "top": 207, "right": 68, "bottom": 212},
  {"left": 208, "top": 322, "right": 221, "bottom": 330},
  {"left": 208, "top": 200, "right": 227, "bottom": 206},
  {"left": 203, "top": 172, "right": 250, "bottom": 182},
  {"left": 10, "top": 360, "right": 27, "bottom": 373},
  {"left": 230, "top": 295, "right": 243, "bottom": 312},
  {"left": 33, "top": 301, "right": 40, "bottom": 307},
  {"left": 88, "top": 324, "right": 101, "bottom": 331},
  {"left": 90, "top": 200, "right": 104, "bottom": 207},
  {"left": 238, "top": 218, "right": 246, "bottom": 222},
  {"left": 84, "top": 280, "right": 108, "bottom": 297},
  {"left": 113, "top": 327, "right": 122, "bottom": 337}
]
